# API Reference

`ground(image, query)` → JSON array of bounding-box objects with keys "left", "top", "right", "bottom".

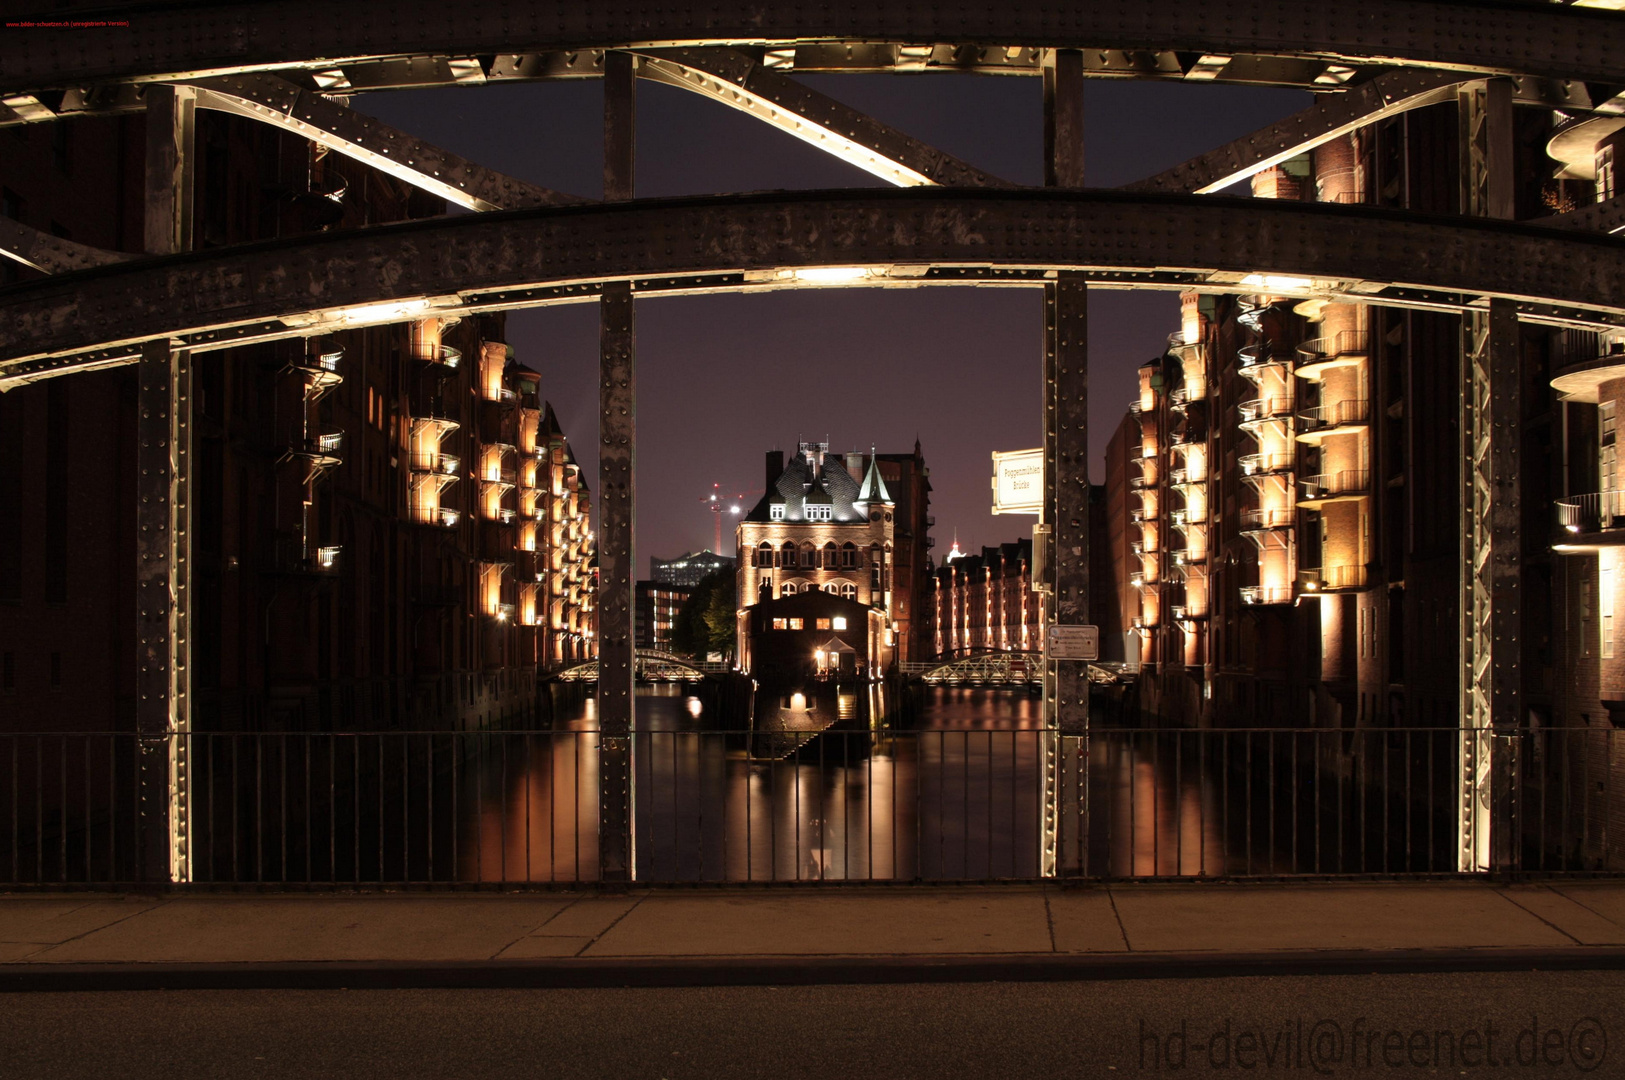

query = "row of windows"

[
  {"left": 774, "top": 581, "right": 859, "bottom": 599},
  {"left": 750, "top": 541, "right": 887, "bottom": 570},
  {"left": 770, "top": 616, "right": 849, "bottom": 631}
]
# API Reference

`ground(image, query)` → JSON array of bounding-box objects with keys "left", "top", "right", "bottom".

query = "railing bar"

[
  {"left": 524, "top": 732, "right": 533, "bottom": 885},
  {"left": 1267, "top": 731, "right": 1276, "bottom": 876},
  {"left": 59, "top": 735, "right": 67, "bottom": 883},
  {"left": 818, "top": 730, "right": 827, "bottom": 882},
  {"left": 427, "top": 735, "right": 435, "bottom": 884},
  {"left": 231, "top": 736, "right": 240, "bottom": 884},
  {"left": 83, "top": 736, "right": 91, "bottom": 885},
  {"left": 1358, "top": 732, "right": 1366, "bottom": 875},
  {"left": 377, "top": 734, "right": 386, "bottom": 885},
  {"left": 1425, "top": 731, "right": 1434, "bottom": 872},
  {"left": 279, "top": 735, "right": 288, "bottom": 884},
  {"left": 986, "top": 729, "right": 993, "bottom": 881},
  {"left": 352, "top": 734, "right": 360, "bottom": 887},
  {"left": 475, "top": 732, "right": 483, "bottom": 885},
  {"left": 1289, "top": 733, "right": 1298, "bottom": 875},
  {"left": 255, "top": 735, "right": 263, "bottom": 884},
  {"left": 1336, "top": 733, "right": 1346, "bottom": 875},
  {"left": 1601, "top": 728, "right": 1609, "bottom": 871},
  {"left": 1244, "top": 731, "right": 1252, "bottom": 876},
  {"left": 745, "top": 732, "right": 753, "bottom": 883},
  {"left": 1199, "top": 731, "right": 1209, "bottom": 878},
  {"left": 1404, "top": 730, "right": 1412, "bottom": 873},
  {"left": 1382, "top": 728, "right": 1390, "bottom": 873},
  {"left": 1175, "top": 730, "right": 1183, "bottom": 876},
  {"left": 1011, "top": 730, "right": 1018, "bottom": 879},
  {"left": 500, "top": 733, "right": 510, "bottom": 886},
  {"left": 795, "top": 733, "right": 802, "bottom": 883},
  {"left": 11, "top": 739, "right": 19, "bottom": 884},
  {"left": 107, "top": 736, "right": 116, "bottom": 884}
]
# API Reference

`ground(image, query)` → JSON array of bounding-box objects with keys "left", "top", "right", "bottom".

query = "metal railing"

[
  {"left": 1300, "top": 470, "right": 1370, "bottom": 499},
  {"left": 1299, "top": 399, "right": 1371, "bottom": 430},
  {"left": 1241, "top": 507, "right": 1294, "bottom": 529},
  {"left": 1238, "top": 397, "right": 1293, "bottom": 423},
  {"left": 1239, "top": 452, "right": 1293, "bottom": 476},
  {"left": 1240, "top": 585, "right": 1293, "bottom": 605},
  {"left": 1556, "top": 490, "right": 1625, "bottom": 534},
  {"left": 6, "top": 727, "right": 1620, "bottom": 887},
  {"left": 1236, "top": 344, "right": 1285, "bottom": 372},
  {"left": 410, "top": 451, "right": 460, "bottom": 476},
  {"left": 1296, "top": 329, "right": 1370, "bottom": 366},
  {"left": 1310, "top": 564, "right": 1370, "bottom": 590},
  {"left": 412, "top": 505, "right": 460, "bottom": 528},
  {"left": 411, "top": 343, "right": 462, "bottom": 369}
]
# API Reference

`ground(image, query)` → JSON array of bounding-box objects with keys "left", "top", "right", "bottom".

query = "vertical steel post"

[
  {"left": 137, "top": 84, "right": 196, "bottom": 883},
  {"left": 1042, "top": 49, "right": 1088, "bottom": 876},
  {"left": 597, "top": 51, "right": 637, "bottom": 882},
  {"left": 1456, "top": 78, "right": 1520, "bottom": 873}
]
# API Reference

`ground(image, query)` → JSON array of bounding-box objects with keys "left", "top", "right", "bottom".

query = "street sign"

[
  {"left": 991, "top": 448, "right": 1043, "bottom": 515},
  {"left": 1046, "top": 624, "right": 1099, "bottom": 661}
]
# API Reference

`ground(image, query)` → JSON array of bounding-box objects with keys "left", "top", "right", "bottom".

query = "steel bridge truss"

[{"left": 2, "top": 0, "right": 1618, "bottom": 882}]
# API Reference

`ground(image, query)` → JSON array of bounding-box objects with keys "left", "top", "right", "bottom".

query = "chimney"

[
  {"left": 844, "top": 451, "right": 864, "bottom": 477},
  {"left": 765, "top": 449, "right": 784, "bottom": 489}
]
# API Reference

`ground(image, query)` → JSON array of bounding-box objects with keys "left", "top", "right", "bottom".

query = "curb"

[{"left": 5, "top": 947, "right": 1625, "bottom": 991}]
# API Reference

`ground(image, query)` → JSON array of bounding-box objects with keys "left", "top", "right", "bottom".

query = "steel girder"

[
  {"left": 3, "top": 190, "right": 1624, "bottom": 390},
  {"left": 187, "top": 74, "right": 582, "bottom": 210},
  {"left": 1129, "top": 69, "right": 1468, "bottom": 195},
  {"left": 633, "top": 48, "right": 1012, "bottom": 189},
  {"left": 0, "top": 218, "right": 137, "bottom": 275},
  {"left": 5, "top": 1, "right": 1625, "bottom": 100}
]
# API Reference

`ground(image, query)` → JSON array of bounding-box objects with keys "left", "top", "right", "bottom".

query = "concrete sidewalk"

[{"left": 4, "top": 881, "right": 1625, "bottom": 989}]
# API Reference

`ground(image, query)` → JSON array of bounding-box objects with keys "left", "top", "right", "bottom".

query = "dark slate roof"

[{"left": 745, "top": 451, "right": 867, "bottom": 524}]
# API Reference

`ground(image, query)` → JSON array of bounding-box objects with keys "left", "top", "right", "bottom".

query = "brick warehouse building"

[
  {"left": 735, "top": 440, "right": 932, "bottom": 673},
  {"left": 1104, "top": 98, "right": 1625, "bottom": 765},
  {"left": 0, "top": 102, "right": 595, "bottom": 733}
]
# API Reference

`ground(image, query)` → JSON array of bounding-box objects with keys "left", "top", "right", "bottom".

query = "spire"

[
  {"left": 945, "top": 529, "right": 965, "bottom": 562},
  {"left": 857, "top": 447, "right": 892, "bottom": 506}
]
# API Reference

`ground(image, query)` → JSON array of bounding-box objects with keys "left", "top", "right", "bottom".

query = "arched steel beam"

[
  {"left": 4, "top": 1, "right": 1625, "bottom": 98},
  {"left": 1536, "top": 193, "right": 1625, "bottom": 234},
  {"left": 0, "top": 217, "right": 137, "bottom": 274},
  {"left": 4, "top": 189, "right": 1624, "bottom": 389},
  {"left": 632, "top": 48, "right": 1013, "bottom": 188},
  {"left": 1128, "top": 69, "right": 1469, "bottom": 194},
  {"left": 188, "top": 74, "right": 585, "bottom": 210}
]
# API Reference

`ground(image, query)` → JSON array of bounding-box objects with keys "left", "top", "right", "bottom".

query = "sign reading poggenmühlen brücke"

[
  {"left": 991, "top": 448, "right": 1043, "bottom": 515},
  {"left": 1046, "top": 625, "right": 1099, "bottom": 661}
]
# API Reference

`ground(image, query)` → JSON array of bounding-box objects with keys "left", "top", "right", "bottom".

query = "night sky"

[{"left": 359, "top": 74, "right": 1310, "bottom": 567}]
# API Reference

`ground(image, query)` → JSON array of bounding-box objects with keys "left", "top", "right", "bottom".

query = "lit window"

[
  {"left": 772, "top": 618, "right": 788, "bottom": 630},
  {"left": 770, "top": 504, "right": 784, "bottom": 521},
  {"left": 816, "top": 618, "right": 831, "bottom": 630},
  {"left": 832, "top": 616, "right": 847, "bottom": 630},
  {"left": 788, "top": 618, "right": 804, "bottom": 630}
]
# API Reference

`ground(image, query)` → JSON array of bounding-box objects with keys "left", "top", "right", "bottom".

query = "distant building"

[
  {"left": 635, "top": 580, "right": 691, "bottom": 650},
  {"left": 650, "top": 550, "right": 732, "bottom": 589},
  {"left": 735, "top": 440, "right": 932, "bottom": 674},
  {"left": 744, "top": 592, "right": 881, "bottom": 681},
  {"left": 927, "top": 539, "right": 1040, "bottom": 657}
]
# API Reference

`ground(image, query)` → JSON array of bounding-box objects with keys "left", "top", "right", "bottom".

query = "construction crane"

[{"left": 705, "top": 484, "right": 749, "bottom": 555}]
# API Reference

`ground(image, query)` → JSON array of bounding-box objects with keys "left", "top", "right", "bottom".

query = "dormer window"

[
  {"left": 807, "top": 504, "right": 831, "bottom": 522},
  {"left": 770, "top": 504, "right": 784, "bottom": 521}
]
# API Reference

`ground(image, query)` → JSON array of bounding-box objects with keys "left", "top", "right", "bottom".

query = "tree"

[{"left": 671, "top": 567, "right": 736, "bottom": 658}]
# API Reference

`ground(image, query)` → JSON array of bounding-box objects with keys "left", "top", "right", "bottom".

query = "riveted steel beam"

[
  {"left": 1129, "top": 69, "right": 1466, "bottom": 194},
  {"left": 1457, "top": 79, "right": 1520, "bottom": 875},
  {"left": 6, "top": 191, "right": 1625, "bottom": 390},
  {"left": 7, "top": 2, "right": 1625, "bottom": 97},
  {"left": 0, "top": 217, "right": 137, "bottom": 274},
  {"left": 633, "top": 48, "right": 1012, "bottom": 188},
  {"left": 597, "top": 51, "right": 636, "bottom": 883},
  {"left": 188, "top": 74, "right": 582, "bottom": 211},
  {"left": 136, "top": 84, "right": 194, "bottom": 884},
  {"left": 1534, "top": 193, "right": 1625, "bottom": 234}
]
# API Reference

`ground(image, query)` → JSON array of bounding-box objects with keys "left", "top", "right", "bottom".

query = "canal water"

[{"left": 126, "top": 683, "right": 1461, "bottom": 886}]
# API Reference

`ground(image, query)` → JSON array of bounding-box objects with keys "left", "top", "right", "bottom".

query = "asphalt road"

[{"left": 3, "top": 972, "right": 1621, "bottom": 1078}]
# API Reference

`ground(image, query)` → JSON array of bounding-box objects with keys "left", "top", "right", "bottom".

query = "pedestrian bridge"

[
  {"left": 900, "top": 651, "right": 1138, "bottom": 686},
  {"left": 551, "top": 649, "right": 729, "bottom": 684}
]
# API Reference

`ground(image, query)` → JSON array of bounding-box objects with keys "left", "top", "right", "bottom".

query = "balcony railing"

[
  {"left": 1238, "top": 397, "right": 1293, "bottom": 423},
  {"left": 1300, "top": 470, "right": 1370, "bottom": 499},
  {"left": 1295, "top": 330, "right": 1370, "bottom": 367},
  {"left": 493, "top": 602, "right": 517, "bottom": 622},
  {"left": 1556, "top": 490, "right": 1625, "bottom": 534},
  {"left": 411, "top": 452, "right": 460, "bottom": 476},
  {"left": 412, "top": 343, "right": 462, "bottom": 369},
  {"left": 1129, "top": 397, "right": 1146, "bottom": 415},
  {"left": 1240, "top": 585, "right": 1293, "bottom": 605},
  {"left": 488, "top": 508, "right": 517, "bottom": 525},
  {"left": 1307, "top": 564, "right": 1370, "bottom": 591},
  {"left": 292, "top": 348, "right": 344, "bottom": 378},
  {"left": 413, "top": 505, "right": 460, "bottom": 528},
  {"left": 1239, "top": 452, "right": 1293, "bottom": 476},
  {"left": 1298, "top": 399, "right": 1371, "bottom": 431},
  {"left": 1236, "top": 344, "right": 1285, "bottom": 373},
  {"left": 1236, "top": 302, "right": 1271, "bottom": 335},
  {"left": 1241, "top": 507, "right": 1294, "bottom": 529}
]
